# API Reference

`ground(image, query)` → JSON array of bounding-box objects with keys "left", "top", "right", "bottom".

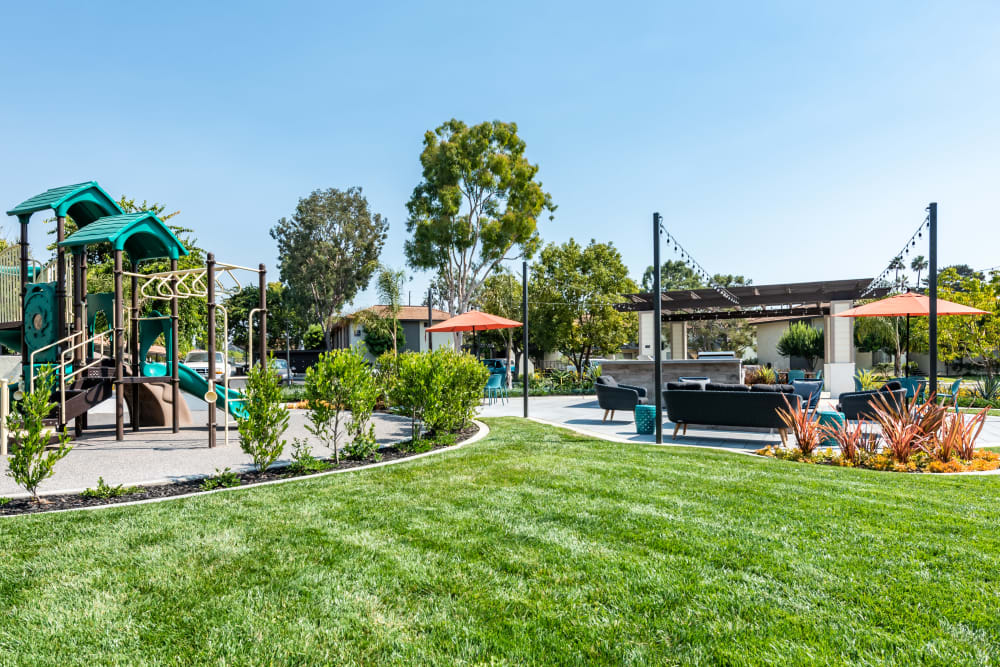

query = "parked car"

[
  {"left": 184, "top": 350, "right": 229, "bottom": 380},
  {"left": 270, "top": 358, "right": 293, "bottom": 385}
]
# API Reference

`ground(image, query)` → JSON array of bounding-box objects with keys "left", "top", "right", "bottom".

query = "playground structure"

[{"left": 2, "top": 181, "right": 268, "bottom": 449}]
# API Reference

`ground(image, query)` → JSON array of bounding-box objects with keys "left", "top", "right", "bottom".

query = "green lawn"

[{"left": 2, "top": 418, "right": 1000, "bottom": 664}]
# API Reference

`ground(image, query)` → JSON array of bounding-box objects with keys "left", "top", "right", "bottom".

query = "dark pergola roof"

[{"left": 616, "top": 278, "right": 889, "bottom": 322}]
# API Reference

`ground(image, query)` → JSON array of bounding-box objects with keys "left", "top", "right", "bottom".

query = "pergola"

[
  {"left": 615, "top": 278, "right": 889, "bottom": 400},
  {"left": 617, "top": 278, "right": 888, "bottom": 321}
]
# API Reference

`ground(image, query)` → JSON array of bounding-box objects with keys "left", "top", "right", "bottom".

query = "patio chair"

[
  {"left": 891, "top": 377, "right": 927, "bottom": 402},
  {"left": 938, "top": 378, "right": 962, "bottom": 414},
  {"left": 484, "top": 374, "right": 504, "bottom": 404},
  {"left": 595, "top": 375, "right": 648, "bottom": 422},
  {"left": 791, "top": 379, "right": 823, "bottom": 410},
  {"left": 787, "top": 370, "right": 806, "bottom": 383}
]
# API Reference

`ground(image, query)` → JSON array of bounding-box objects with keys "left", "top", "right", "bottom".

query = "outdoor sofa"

[
  {"left": 662, "top": 382, "right": 801, "bottom": 445},
  {"left": 595, "top": 375, "right": 648, "bottom": 421}
]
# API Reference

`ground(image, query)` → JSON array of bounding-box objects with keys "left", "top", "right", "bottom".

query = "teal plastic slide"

[{"left": 142, "top": 361, "right": 247, "bottom": 419}]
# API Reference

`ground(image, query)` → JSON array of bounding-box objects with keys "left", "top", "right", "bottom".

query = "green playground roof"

[
  {"left": 60, "top": 212, "right": 189, "bottom": 263},
  {"left": 6, "top": 181, "right": 123, "bottom": 226}
]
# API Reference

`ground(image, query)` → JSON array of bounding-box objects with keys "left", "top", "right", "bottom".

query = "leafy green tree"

[
  {"left": 303, "top": 324, "right": 325, "bottom": 350},
  {"left": 271, "top": 187, "right": 388, "bottom": 350},
  {"left": 237, "top": 362, "right": 289, "bottom": 473},
  {"left": 405, "top": 119, "right": 554, "bottom": 322},
  {"left": 224, "top": 282, "right": 306, "bottom": 351},
  {"left": 776, "top": 322, "right": 825, "bottom": 370},
  {"left": 6, "top": 366, "right": 72, "bottom": 500},
  {"left": 363, "top": 320, "right": 405, "bottom": 357},
  {"left": 530, "top": 239, "right": 637, "bottom": 374},
  {"left": 933, "top": 268, "right": 1000, "bottom": 378},
  {"left": 474, "top": 271, "right": 523, "bottom": 385},
  {"left": 640, "top": 260, "right": 703, "bottom": 291}
]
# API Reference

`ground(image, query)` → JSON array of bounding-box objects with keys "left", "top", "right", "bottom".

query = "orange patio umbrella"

[
  {"left": 836, "top": 292, "right": 989, "bottom": 376},
  {"left": 426, "top": 310, "right": 522, "bottom": 358}
]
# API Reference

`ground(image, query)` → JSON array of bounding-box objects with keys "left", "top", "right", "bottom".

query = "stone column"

[
  {"left": 823, "top": 300, "right": 855, "bottom": 398},
  {"left": 670, "top": 322, "right": 687, "bottom": 360}
]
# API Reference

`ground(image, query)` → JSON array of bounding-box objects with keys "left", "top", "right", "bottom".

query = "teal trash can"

[
  {"left": 816, "top": 410, "right": 845, "bottom": 447},
  {"left": 634, "top": 404, "right": 656, "bottom": 435}
]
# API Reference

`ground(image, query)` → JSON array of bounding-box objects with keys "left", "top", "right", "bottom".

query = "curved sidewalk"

[{"left": 0, "top": 410, "right": 413, "bottom": 499}]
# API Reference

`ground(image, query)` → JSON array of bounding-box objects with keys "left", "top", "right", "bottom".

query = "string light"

[
  {"left": 658, "top": 223, "right": 740, "bottom": 305},
  {"left": 861, "top": 212, "right": 930, "bottom": 298}
]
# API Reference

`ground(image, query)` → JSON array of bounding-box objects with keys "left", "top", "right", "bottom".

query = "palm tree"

[
  {"left": 889, "top": 256, "right": 906, "bottom": 290},
  {"left": 911, "top": 255, "right": 928, "bottom": 289}
]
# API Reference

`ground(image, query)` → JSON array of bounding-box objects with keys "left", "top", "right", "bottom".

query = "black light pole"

[
  {"left": 653, "top": 212, "right": 663, "bottom": 444},
  {"left": 523, "top": 260, "right": 529, "bottom": 418},
  {"left": 427, "top": 287, "right": 434, "bottom": 351},
  {"left": 928, "top": 202, "right": 938, "bottom": 395}
]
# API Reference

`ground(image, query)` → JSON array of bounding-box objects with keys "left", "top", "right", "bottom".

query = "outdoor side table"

[
  {"left": 634, "top": 404, "right": 656, "bottom": 435},
  {"left": 817, "top": 410, "right": 844, "bottom": 448}
]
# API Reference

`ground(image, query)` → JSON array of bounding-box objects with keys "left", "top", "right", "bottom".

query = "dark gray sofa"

[
  {"left": 662, "top": 382, "right": 801, "bottom": 445},
  {"left": 595, "top": 375, "right": 648, "bottom": 422}
]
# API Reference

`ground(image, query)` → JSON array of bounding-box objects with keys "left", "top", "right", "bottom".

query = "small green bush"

[
  {"left": 287, "top": 438, "right": 332, "bottom": 475},
  {"left": 304, "top": 345, "right": 379, "bottom": 463},
  {"left": 6, "top": 366, "right": 72, "bottom": 501},
  {"left": 237, "top": 361, "right": 290, "bottom": 473},
  {"left": 81, "top": 477, "right": 144, "bottom": 499},
  {"left": 200, "top": 467, "right": 241, "bottom": 491}
]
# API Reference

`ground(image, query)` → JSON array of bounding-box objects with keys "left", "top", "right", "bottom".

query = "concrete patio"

[{"left": 478, "top": 394, "right": 1000, "bottom": 451}]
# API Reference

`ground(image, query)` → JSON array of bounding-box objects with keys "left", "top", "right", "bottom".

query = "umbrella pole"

[{"left": 905, "top": 314, "right": 910, "bottom": 378}]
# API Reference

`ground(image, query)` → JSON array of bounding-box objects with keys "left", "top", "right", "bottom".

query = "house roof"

[
  {"left": 344, "top": 305, "right": 452, "bottom": 323},
  {"left": 60, "top": 212, "right": 189, "bottom": 263}
]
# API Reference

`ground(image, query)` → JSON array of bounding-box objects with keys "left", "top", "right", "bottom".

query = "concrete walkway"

[
  {"left": 0, "top": 405, "right": 414, "bottom": 498},
  {"left": 479, "top": 395, "right": 1000, "bottom": 450}
]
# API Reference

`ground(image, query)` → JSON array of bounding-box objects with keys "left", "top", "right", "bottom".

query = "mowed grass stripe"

[{"left": 0, "top": 417, "right": 998, "bottom": 665}]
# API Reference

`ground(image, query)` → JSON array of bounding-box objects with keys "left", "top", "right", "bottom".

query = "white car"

[{"left": 184, "top": 350, "right": 229, "bottom": 380}]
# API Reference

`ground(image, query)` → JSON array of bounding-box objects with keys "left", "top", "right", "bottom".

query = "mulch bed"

[{"left": 1, "top": 424, "right": 480, "bottom": 517}]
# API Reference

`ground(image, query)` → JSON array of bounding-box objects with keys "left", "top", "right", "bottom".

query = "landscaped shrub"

[
  {"left": 237, "top": 361, "right": 290, "bottom": 473},
  {"left": 287, "top": 438, "right": 332, "bottom": 475},
  {"left": 745, "top": 366, "right": 777, "bottom": 385},
  {"left": 854, "top": 369, "right": 881, "bottom": 390},
  {"left": 343, "top": 356, "right": 380, "bottom": 462},
  {"left": 819, "top": 419, "right": 872, "bottom": 465},
  {"left": 776, "top": 394, "right": 822, "bottom": 456},
  {"left": 80, "top": 477, "right": 143, "bottom": 499},
  {"left": 374, "top": 350, "right": 400, "bottom": 410},
  {"left": 390, "top": 349, "right": 489, "bottom": 445},
  {"left": 304, "top": 345, "right": 379, "bottom": 464},
  {"left": 6, "top": 366, "right": 72, "bottom": 501}
]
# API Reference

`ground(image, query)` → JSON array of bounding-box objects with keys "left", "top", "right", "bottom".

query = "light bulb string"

[
  {"left": 861, "top": 212, "right": 930, "bottom": 297},
  {"left": 658, "top": 223, "right": 739, "bottom": 305}
]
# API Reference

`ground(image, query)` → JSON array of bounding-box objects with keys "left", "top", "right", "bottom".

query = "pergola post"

[
  {"left": 669, "top": 322, "right": 687, "bottom": 360},
  {"left": 823, "top": 300, "right": 855, "bottom": 398}
]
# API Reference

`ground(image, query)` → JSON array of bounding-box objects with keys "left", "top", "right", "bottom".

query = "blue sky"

[{"left": 2, "top": 1, "right": 998, "bottom": 308}]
